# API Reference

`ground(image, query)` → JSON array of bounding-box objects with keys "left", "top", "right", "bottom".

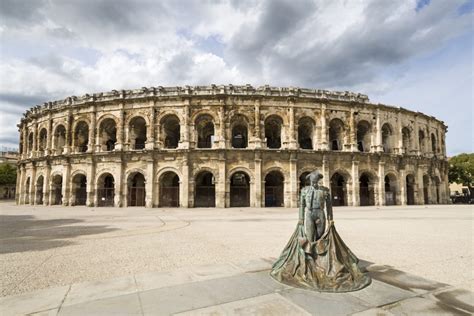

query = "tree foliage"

[
  {"left": 0, "top": 164, "right": 17, "bottom": 185},
  {"left": 448, "top": 153, "right": 474, "bottom": 188}
]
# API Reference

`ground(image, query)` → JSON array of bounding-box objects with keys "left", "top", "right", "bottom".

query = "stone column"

[
  {"left": 179, "top": 99, "right": 190, "bottom": 149},
  {"left": 351, "top": 160, "right": 360, "bottom": 206},
  {"left": 253, "top": 99, "right": 262, "bottom": 149},
  {"left": 216, "top": 152, "right": 226, "bottom": 208},
  {"left": 289, "top": 153, "right": 298, "bottom": 207},
  {"left": 88, "top": 109, "right": 96, "bottom": 153},
  {"left": 414, "top": 117, "right": 420, "bottom": 155},
  {"left": 146, "top": 104, "right": 155, "bottom": 150},
  {"left": 30, "top": 165, "right": 36, "bottom": 205},
  {"left": 33, "top": 121, "right": 38, "bottom": 158},
  {"left": 254, "top": 152, "right": 262, "bottom": 207},
  {"left": 219, "top": 101, "right": 226, "bottom": 149},
  {"left": 288, "top": 100, "right": 297, "bottom": 149},
  {"left": 181, "top": 154, "right": 190, "bottom": 207},
  {"left": 43, "top": 164, "right": 51, "bottom": 205},
  {"left": 400, "top": 169, "right": 407, "bottom": 205},
  {"left": 322, "top": 156, "right": 330, "bottom": 188},
  {"left": 115, "top": 109, "right": 125, "bottom": 151},
  {"left": 46, "top": 114, "right": 52, "bottom": 156},
  {"left": 86, "top": 159, "right": 96, "bottom": 207},
  {"left": 417, "top": 167, "right": 424, "bottom": 205},
  {"left": 320, "top": 104, "right": 328, "bottom": 150},
  {"left": 145, "top": 158, "right": 154, "bottom": 207},
  {"left": 397, "top": 111, "right": 403, "bottom": 154},
  {"left": 375, "top": 109, "right": 383, "bottom": 152},
  {"left": 63, "top": 161, "right": 71, "bottom": 206},
  {"left": 349, "top": 109, "right": 357, "bottom": 151},
  {"left": 114, "top": 161, "right": 124, "bottom": 207},
  {"left": 18, "top": 165, "right": 25, "bottom": 204},
  {"left": 377, "top": 161, "right": 385, "bottom": 206},
  {"left": 22, "top": 126, "right": 28, "bottom": 159}
]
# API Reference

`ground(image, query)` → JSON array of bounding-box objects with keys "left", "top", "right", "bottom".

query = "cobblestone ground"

[{"left": 0, "top": 202, "right": 472, "bottom": 297}]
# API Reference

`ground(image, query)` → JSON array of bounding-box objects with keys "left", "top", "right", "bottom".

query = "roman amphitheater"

[{"left": 16, "top": 85, "right": 448, "bottom": 208}]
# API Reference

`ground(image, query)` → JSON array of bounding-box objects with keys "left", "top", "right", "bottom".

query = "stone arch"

[
  {"left": 158, "top": 171, "right": 180, "bottom": 207},
  {"left": 329, "top": 118, "right": 345, "bottom": 151},
  {"left": 264, "top": 114, "right": 284, "bottom": 149},
  {"left": 229, "top": 170, "right": 251, "bottom": 207},
  {"left": 35, "top": 174, "right": 44, "bottom": 205},
  {"left": 406, "top": 173, "right": 416, "bottom": 205},
  {"left": 419, "top": 129, "right": 426, "bottom": 153},
  {"left": 38, "top": 128, "right": 48, "bottom": 154},
  {"left": 73, "top": 120, "right": 89, "bottom": 153},
  {"left": 25, "top": 176, "right": 31, "bottom": 204},
  {"left": 430, "top": 133, "right": 437, "bottom": 153},
  {"left": 98, "top": 117, "right": 117, "bottom": 151},
  {"left": 381, "top": 123, "right": 395, "bottom": 153},
  {"left": 53, "top": 124, "right": 66, "bottom": 153},
  {"left": 357, "top": 120, "right": 372, "bottom": 152},
  {"left": 50, "top": 173, "right": 63, "bottom": 205},
  {"left": 71, "top": 173, "right": 87, "bottom": 206},
  {"left": 156, "top": 166, "right": 183, "bottom": 207},
  {"left": 28, "top": 131, "right": 34, "bottom": 153},
  {"left": 160, "top": 114, "right": 181, "bottom": 149},
  {"left": 190, "top": 109, "right": 220, "bottom": 127},
  {"left": 330, "top": 170, "right": 351, "bottom": 206},
  {"left": 384, "top": 172, "right": 399, "bottom": 205},
  {"left": 423, "top": 174, "right": 430, "bottom": 204},
  {"left": 96, "top": 172, "right": 115, "bottom": 207},
  {"left": 359, "top": 170, "right": 377, "bottom": 206},
  {"left": 194, "top": 169, "right": 216, "bottom": 207},
  {"left": 195, "top": 114, "right": 215, "bottom": 149},
  {"left": 126, "top": 171, "right": 146, "bottom": 207},
  {"left": 298, "top": 116, "right": 315, "bottom": 149},
  {"left": 402, "top": 127, "right": 412, "bottom": 154},
  {"left": 129, "top": 116, "right": 147, "bottom": 150},
  {"left": 230, "top": 114, "right": 250, "bottom": 149},
  {"left": 264, "top": 169, "right": 285, "bottom": 207}
]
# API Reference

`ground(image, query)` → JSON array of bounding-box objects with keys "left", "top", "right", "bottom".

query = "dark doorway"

[
  {"left": 161, "top": 115, "right": 180, "bottom": 149},
  {"left": 423, "top": 175, "right": 429, "bottom": 204},
  {"left": 36, "top": 176, "right": 44, "bottom": 205},
  {"left": 232, "top": 125, "right": 248, "bottom": 148},
  {"left": 265, "top": 116, "right": 282, "bottom": 149},
  {"left": 25, "top": 177, "right": 31, "bottom": 204},
  {"left": 359, "top": 174, "right": 374, "bottom": 206},
  {"left": 51, "top": 175, "right": 63, "bottom": 205},
  {"left": 160, "top": 172, "right": 180, "bottom": 207},
  {"left": 128, "top": 173, "right": 146, "bottom": 206},
  {"left": 97, "top": 174, "right": 115, "bottom": 207},
  {"left": 265, "top": 171, "right": 284, "bottom": 207},
  {"left": 195, "top": 171, "right": 215, "bottom": 207},
  {"left": 230, "top": 172, "right": 250, "bottom": 207},
  {"left": 385, "top": 175, "right": 397, "bottom": 205},
  {"left": 72, "top": 174, "right": 87, "bottom": 205},
  {"left": 406, "top": 174, "right": 415, "bottom": 205},
  {"left": 331, "top": 173, "right": 346, "bottom": 206}
]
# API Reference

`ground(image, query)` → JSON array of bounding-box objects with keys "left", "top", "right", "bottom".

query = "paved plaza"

[{"left": 0, "top": 202, "right": 472, "bottom": 315}]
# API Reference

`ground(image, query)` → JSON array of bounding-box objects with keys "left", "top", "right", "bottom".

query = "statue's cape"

[{"left": 270, "top": 222, "right": 371, "bottom": 292}]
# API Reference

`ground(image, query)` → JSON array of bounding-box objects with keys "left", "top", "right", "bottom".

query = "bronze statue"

[{"left": 270, "top": 170, "right": 371, "bottom": 292}]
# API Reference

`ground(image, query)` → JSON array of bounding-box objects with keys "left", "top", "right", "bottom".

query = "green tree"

[
  {"left": 448, "top": 153, "right": 474, "bottom": 195},
  {"left": 0, "top": 163, "right": 17, "bottom": 185}
]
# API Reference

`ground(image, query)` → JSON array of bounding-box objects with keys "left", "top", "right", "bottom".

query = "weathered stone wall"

[{"left": 16, "top": 85, "right": 449, "bottom": 208}]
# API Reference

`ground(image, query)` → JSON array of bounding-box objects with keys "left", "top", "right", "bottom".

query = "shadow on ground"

[{"left": 0, "top": 215, "right": 119, "bottom": 254}]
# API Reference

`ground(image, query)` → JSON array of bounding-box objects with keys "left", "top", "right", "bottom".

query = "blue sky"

[{"left": 0, "top": 0, "right": 472, "bottom": 155}]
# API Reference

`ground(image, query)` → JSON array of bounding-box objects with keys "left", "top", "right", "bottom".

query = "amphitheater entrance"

[
  {"left": 195, "top": 171, "right": 215, "bottom": 207},
  {"left": 51, "top": 175, "right": 63, "bottom": 205},
  {"left": 72, "top": 174, "right": 87, "bottom": 205},
  {"left": 36, "top": 176, "right": 44, "bottom": 205},
  {"left": 128, "top": 173, "right": 145, "bottom": 207},
  {"left": 385, "top": 174, "right": 397, "bottom": 205},
  {"left": 230, "top": 172, "right": 250, "bottom": 207},
  {"left": 97, "top": 173, "right": 115, "bottom": 207},
  {"left": 159, "top": 172, "right": 180, "bottom": 207},
  {"left": 265, "top": 171, "right": 284, "bottom": 207},
  {"left": 359, "top": 173, "right": 375, "bottom": 206},
  {"left": 406, "top": 174, "right": 415, "bottom": 205},
  {"left": 423, "top": 175, "right": 430, "bottom": 204},
  {"left": 433, "top": 176, "right": 441, "bottom": 204},
  {"left": 331, "top": 173, "right": 347, "bottom": 206}
]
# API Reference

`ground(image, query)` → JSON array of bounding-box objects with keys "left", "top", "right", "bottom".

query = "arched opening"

[
  {"left": 25, "top": 177, "right": 31, "bottom": 204},
  {"left": 127, "top": 172, "right": 145, "bottom": 206},
  {"left": 161, "top": 115, "right": 180, "bottom": 149},
  {"left": 99, "top": 118, "right": 117, "bottom": 151},
  {"left": 381, "top": 123, "right": 393, "bottom": 153},
  {"left": 406, "top": 174, "right": 415, "bottom": 205},
  {"left": 298, "top": 117, "right": 314, "bottom": 149},
  {"left": 433, "top": 176, "right": 441, "bottom": 204},
  {"left": 331, "top": 172, "right": 347, "bottom": 206},
  {"left": 130, "top": 117, "right": 147, "bottom": 150},
  {"left": 97, "top": 173, "right": 115, "bottom": 207},
  {"left": 38, "top": 128, "right": 47, "bottom": 154},
  {"left": 195, "top": 171, "right": 215, "bottom": 207},
  {"left": 431, "top": 133, "right": 437, "bottom": 153},
  {"left": 54, "top": 125, "right": 66, "bottom": 153},
  {"left": 28, "top": 132, "right": 34, "bottom": 153},
  {"left": 232, "top": 124, "right": 248, "bottom": 148},
  {"left": 329, "top": 119, "right": 345, "bottom": 151},
  {"left": 423, "top": 175, "right": 430, "bottom": 204},
  {"left": 74, "top": 121, "right": 89, "bottom": 153},
  {"left": 357, "top": 121, "right": 371, "bottom": 152},
  {"left": 230, "top": 172, "right": 250, "bottom": 207},
  {"left": 196, "top": 115, "right": 215, "bottom": 148},
  {"left": 72, "top": 174, "right": 87, "bottom": 206},
  {"left": 265, "top": 115, "right": 283, "bottom": 149},
  {"left": 36, "top": 175, "right": 44, "bottom": 205},
  {"left": 51, "top": 175, "right": 63, "bottom": 205},
  {"left": 385, "top": 174, "right": 398, "bottom": 205},
  {"left": 159, "top": 172, "right": 180, "bottom": 207},
  {"left": 359, "top": 173, "right": 375, "bottom": 206},
  {"left": 419, "top": 130, "right": 426, "bottom": 153},
  {"left": 402, "top": 127, "right": 411, "bottom": 154},
  {"left": 265, "top": 171, "right": 284, "bottom": 207}
]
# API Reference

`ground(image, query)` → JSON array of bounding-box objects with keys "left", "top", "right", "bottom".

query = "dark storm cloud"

[{"left": 0, "top": 0, "right": 47, "bottom": 27}]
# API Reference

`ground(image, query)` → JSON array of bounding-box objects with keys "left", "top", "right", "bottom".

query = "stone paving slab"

[{"left": 1, "top": 258, "right": 473, "bottom": 315}]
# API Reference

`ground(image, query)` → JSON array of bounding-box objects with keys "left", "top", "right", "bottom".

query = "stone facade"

[{"left": 16, "top": 85, "right": 449, "bottom": 208}]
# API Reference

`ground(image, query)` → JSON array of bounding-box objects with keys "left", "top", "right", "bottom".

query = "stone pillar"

[
  {"left": 322, "top": 156, "right": 330, "bottom": 188},
  {"left": 219, "top": 101, "right": 226, "bottom": 149},
  {"left": 180, "top": 99, "right": 190, "bottom": 149},
  {"left": 216, "top": 152, "right": 226, "bottom": 208},
  {"left": 254, "top": 152, "right": 262, "bottom": 207},
  {"left": 349, "top": 109, "right": 357, "bottom": 151},
  {"left": 351, "top": 160, "right": 360, "bottom": 206},
  {"left": 181, "top": 154, "right": 190, "bottom": 207},
  {"left": 115, "top": 109, "right": 125, "bottom": 151},
  {"left": 146, "top": 104, "right": 155, "bottom": 150},
  {"left": 253, "top": 99, "right": 262, "bottom": 149},
  {"left": 289, "top": 153, "right": 298, "bottom": 207},
  {"left": 320, "top": 104, "right": 328, "bottom": 150},
  {"left": 88, "top": 110, "right": 96, "bottom": 153},
  {"left": 33, "top": 121, "right": 38, "bottom": 158},
  {"left": 374, "top": 110, "right": 383, "bottom": 152},
  {"left": 397, "top": 111, "right": 403, "bottom": 154},
  {"left": 417, "top": 167, "right": 424, "bottom": 205},
  {"left": 63, "top": 161, "right": 71, "bottom": 206},
  {"left": 18, "top": 165, "right": 25, "bottom": 204},
  {"left": 414, "top": 117, "right": 420, "bottom": 155},
  {"left": 30, "top": 165, "right": 37, "bottom": 205},
  {"left": 114, "top": 162, "right": 123, "bottom": 207},
  {"left": 86, "top": 159, "right": 96, "bottom": 207},
  {"left": 400, "top": 169, "right": 407, "bottom": 205},
  {"left": 377, "top": 161, "right": 385, "bottom": 205},
  {"left": 288, "top": 100, "right": 297, "bottom": 149},
  {"left": 145, "top": 158, "right": 154, "bottom": 207},
  {"left": 46, "top": 115, "right": 52, "bottom": 156},
  {"left": 43, "top": 164, "right": 51, "bottom": 205}
]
